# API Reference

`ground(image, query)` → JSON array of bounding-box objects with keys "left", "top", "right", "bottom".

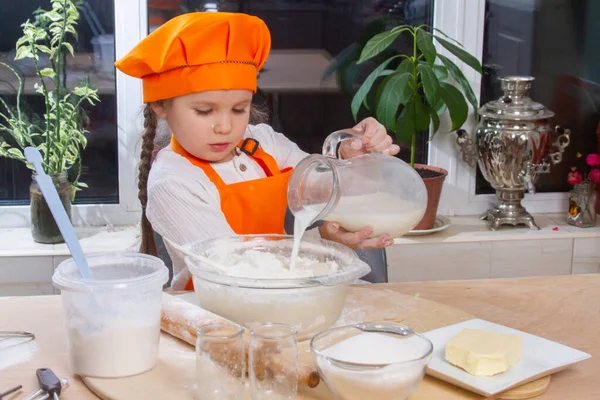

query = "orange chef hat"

[{"left": 114, "top": 12, "right": 271, "bottom": 103}]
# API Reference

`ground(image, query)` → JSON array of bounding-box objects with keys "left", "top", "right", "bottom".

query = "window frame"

[
  {"left": 430, "top": 0, "right": 569, "bottom": 216},
  {"left": 0, "top": 0, "right": 146, "bottom": 228},
  {"left": 0, "top": 0, "right": 569, "bottom": 227}
]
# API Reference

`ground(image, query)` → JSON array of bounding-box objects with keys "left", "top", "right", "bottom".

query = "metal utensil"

[
  {"left": 0, "top": 331, "right": 35, "bottom": 340},
  {"left": 0, "top": 330, "right": 35, "bottom": 343},
  {"left": 23, "top": 368, "right": 68, "bottom": 400},
  {"left": 0, "top": 384, "right": 22, "bottom": 399},
  {"left": 355, "top": 323, "right": 415, "bottom": 336}
]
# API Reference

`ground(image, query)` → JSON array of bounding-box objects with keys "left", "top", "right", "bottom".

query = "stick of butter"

[{"left": 445, "top": 329, "right": 522, "bottom": 376}]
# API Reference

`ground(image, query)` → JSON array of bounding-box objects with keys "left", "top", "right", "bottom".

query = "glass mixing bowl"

[
  {"left": 310, "top": 322, "right": 433, "bottom": 400},
  {"left": 184, "top": 234, "right": 371, "bottom": 341}
]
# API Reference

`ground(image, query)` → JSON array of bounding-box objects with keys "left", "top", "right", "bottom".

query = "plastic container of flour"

[
  {"left": 184, "top": 234, "right": 371, "bottom": 341},
  {"left": 52, "top": 253, "right": 169, "bottom": 378},
  {"left": 310, "top": 322, "right": 433, "bottom": 400}
]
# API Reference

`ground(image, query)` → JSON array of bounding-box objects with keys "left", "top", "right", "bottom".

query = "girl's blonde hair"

[{"left": 138, "top": 103, "right": 270, "bottom": 256}]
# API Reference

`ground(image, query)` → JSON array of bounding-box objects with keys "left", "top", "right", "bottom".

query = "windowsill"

[
  {"left": 0, "top": 213, "right": 598, "bottom": 258},
  {"left": 393, "top": 213, "right": 600, "bottom": 245},
  {"left": 0, "top": 225, "right": 139, "bottom": 257}
]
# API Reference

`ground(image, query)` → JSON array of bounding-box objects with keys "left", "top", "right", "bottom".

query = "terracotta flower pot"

[{"left": 412, "top": 164, "right": 448, "bottom": 231}]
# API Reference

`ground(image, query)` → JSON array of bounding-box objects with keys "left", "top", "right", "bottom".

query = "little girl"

[{"left": 115, "top": 12, "right": 400, "bottom": 290}]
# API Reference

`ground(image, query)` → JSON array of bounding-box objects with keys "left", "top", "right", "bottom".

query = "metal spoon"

[{"left": 355, "top": 323, "right": 415, "bottom": 336}]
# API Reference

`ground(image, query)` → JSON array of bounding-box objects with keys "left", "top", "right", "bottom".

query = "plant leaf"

[
  {"left": 395, "top": 58, "right": 414, "bottom": 75},
  {"left": 62, "top": 42, "right": 74, "bottom": 56},
  {"left": 416, "top": 29, "right": 436, "bottom": 67},
  {"left": 439, "top": 82, "right": 468, "bottom": 131},
  {"left": 418, "top": 63, "right": 440, "bottom": 110},
  {"left": 433, "top": 96, "right": 447, "bottom": 115},
  {"left": 15, "top": 46, "right": 33, "bottom": 60},
  {"left": 395, "top": 98, "right": 416, "bottom": 144},
  {"left": 433, "top": 64, "right": 449, "bottom": 82},
  {"left": 358, "top": 30, "right": 401, "bottom": 64},
  {"left": 434, "top": 36, "right": 482, "bottom": 74},
  {"left": 7, "top": 148, "right": 25, "bottom": 160},
  {"left": 427, "top": 104, "right": 441, "bottom": 135},
  {"left": 351, "top": 56, "right": 399, "bottom": 119},
  {"left": 438, "top": 54, "right": 479, "bottom": 117},
  {"left": 40, "top": 68, "right": 55, "bottom": 77},
  {"left": 375, "top": 72, "right": 412, "bottom": 130},
  {"left": 414, "top": 95, "right": 431, "bottom": 131},
  {"left": 322, "top": 42, "right": 360, "bottom": 82},
  {"left": 422, "top": 26, "right": 463, "bottom": 46},
  {"left": 359, "top": 18, "right": 400, "bottom": 46}
]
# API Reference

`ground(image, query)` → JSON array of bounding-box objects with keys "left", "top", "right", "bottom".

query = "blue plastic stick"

[{"left": 24, "top": 147, "right": 93, "bottom": 279}]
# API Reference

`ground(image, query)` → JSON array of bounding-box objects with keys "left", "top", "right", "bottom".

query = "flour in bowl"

[
  {"left": 316, "top": 333, "right": 430, "bottom": 400},
  {"left": 212, "top": 249, "right": 339, "bottom": 279}
]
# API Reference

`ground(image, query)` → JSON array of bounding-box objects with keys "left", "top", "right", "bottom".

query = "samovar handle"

[
  {"left": 547, "top": 125, "right": 571, "bottom": 164},
  {"left": 456, "top": 129, "right": 477, "bottom": 168},
  {"left": 529, "top": 125, "right": 571, "bottom": 174}
]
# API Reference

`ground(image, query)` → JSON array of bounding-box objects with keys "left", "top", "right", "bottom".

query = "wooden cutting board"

[{"left": 83, "top": 286, "right": 549, "bottom": 399}]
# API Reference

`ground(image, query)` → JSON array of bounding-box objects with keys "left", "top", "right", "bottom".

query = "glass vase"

[
  {"left": 568, "top": 181, "right": 597, "bottom": 228},
  {"left": 30, "top": 172, "right": 72, "bottom": 244}
]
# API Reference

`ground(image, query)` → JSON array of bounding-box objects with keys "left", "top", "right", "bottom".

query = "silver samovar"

[{"left": 456, "top": 76, "right": 571, "bottom": 231}]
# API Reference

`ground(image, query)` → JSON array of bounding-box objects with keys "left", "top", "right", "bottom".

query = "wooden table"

[{"left": 1, "top": 274, "right": 597, "bottom": 399}]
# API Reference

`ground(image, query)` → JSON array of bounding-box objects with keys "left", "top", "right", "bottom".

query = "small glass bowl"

[{"left": 310, "top": 322, "right": 433, "bottom": 400}]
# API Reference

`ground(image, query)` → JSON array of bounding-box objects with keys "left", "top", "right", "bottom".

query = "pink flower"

[
  {"left": 589, "top": 168, "right": 600, "bottom": 184},
  {"left": 586, "top": 153, "right": 600, "bottom": 167},
  {"left": 567, "top": 171, "right": 583, "bottom": 185}
]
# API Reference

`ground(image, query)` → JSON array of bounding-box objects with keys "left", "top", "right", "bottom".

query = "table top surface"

[{"left": 1, "top": 274, "right": 597, "bottom": 399}]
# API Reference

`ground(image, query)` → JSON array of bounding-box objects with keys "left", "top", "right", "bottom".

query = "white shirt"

[{"left": 147, "top": 123, "right": 311, "bottom": 289}]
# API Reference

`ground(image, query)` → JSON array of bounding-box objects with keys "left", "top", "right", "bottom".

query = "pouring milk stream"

[{"left": 288, "top": 129, "right": 428, "bottom": 269}]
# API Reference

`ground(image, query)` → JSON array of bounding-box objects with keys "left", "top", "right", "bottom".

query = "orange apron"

[{"left": 170, "top": 137, "right": 293, "bottom": 290}]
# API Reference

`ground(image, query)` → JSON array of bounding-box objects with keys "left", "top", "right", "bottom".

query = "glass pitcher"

[{"left": 287, "top": 129, "right": 428, "bottom": 237}]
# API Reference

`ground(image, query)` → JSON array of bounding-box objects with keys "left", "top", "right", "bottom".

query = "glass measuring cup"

[{"left": 287, "top": 129, "right": 428, "bottom": 237}]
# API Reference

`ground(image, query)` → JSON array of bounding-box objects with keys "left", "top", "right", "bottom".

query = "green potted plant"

[
  {"left": 0, "top": 0, "right": 99, "bottom": 244},
  {"left": 325, "top": 22, "right": 482, "bottom": 230}
]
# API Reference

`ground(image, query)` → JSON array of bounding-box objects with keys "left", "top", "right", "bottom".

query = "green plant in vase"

[
  {"left": 0, "top": 0, "right": 99, "bottom": 244},
  {"left": 325, "top": 23, "right": 482, "bottom": 230}
]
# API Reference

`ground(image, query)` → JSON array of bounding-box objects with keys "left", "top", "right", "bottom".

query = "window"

[
  {"left": 477, "top": 0, "right": 600, "bottom": 195},
  {"left": 0, "top": 0, "right": 117, "bottom": 205},
  {"left": 147, "top": 0, "right": 435, "bottom": 165},
  {"left": 429, "top": 0, "right": 599, "bottom": 215},
  {"left": 0, "top": 0, "right": 145, "bottom": 227}
]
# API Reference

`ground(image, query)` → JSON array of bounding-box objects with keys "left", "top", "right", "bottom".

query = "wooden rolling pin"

[{"left": 161, "top": 293, "right": 320, "bottom": 388}]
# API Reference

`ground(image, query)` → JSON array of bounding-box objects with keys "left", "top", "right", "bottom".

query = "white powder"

[
  {"left": 196, "top": 353, "right": 244, "bottom": 400},
  {"left": 317, "top": 333, "right": 429, "bottom": 400},
  {"left": 209, "top": 248, "right": 339, "bottom": 279},
  {"left": 0, "top": 337, "right": 38, "bottom": 371},
  {"left": 68, "top": 324, "right": 160, "bottom": 378}
]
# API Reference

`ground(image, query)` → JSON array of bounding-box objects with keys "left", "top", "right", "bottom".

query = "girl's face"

[{"left": 152, "top": 90, "right": 253, "bottom": 162}]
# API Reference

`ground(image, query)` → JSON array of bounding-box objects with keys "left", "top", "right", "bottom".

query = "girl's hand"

[
  {"left": 339, "top": 117, "right": 400, "bottom": 159},
  {"left": 319, "top": 222, "right": 395, "bottom": 249}
]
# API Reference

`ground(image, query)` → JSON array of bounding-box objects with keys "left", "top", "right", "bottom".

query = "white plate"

[
  {"left": 406, "top": 215, "right": 451, "bottom": 236},
  {"left": 422, "top": 319, "right": 591, "bottom": 397}
]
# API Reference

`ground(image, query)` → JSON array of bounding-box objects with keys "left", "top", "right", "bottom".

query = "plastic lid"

[{"left": 53, "top": 252, "right": 169, "bottom": 292}]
